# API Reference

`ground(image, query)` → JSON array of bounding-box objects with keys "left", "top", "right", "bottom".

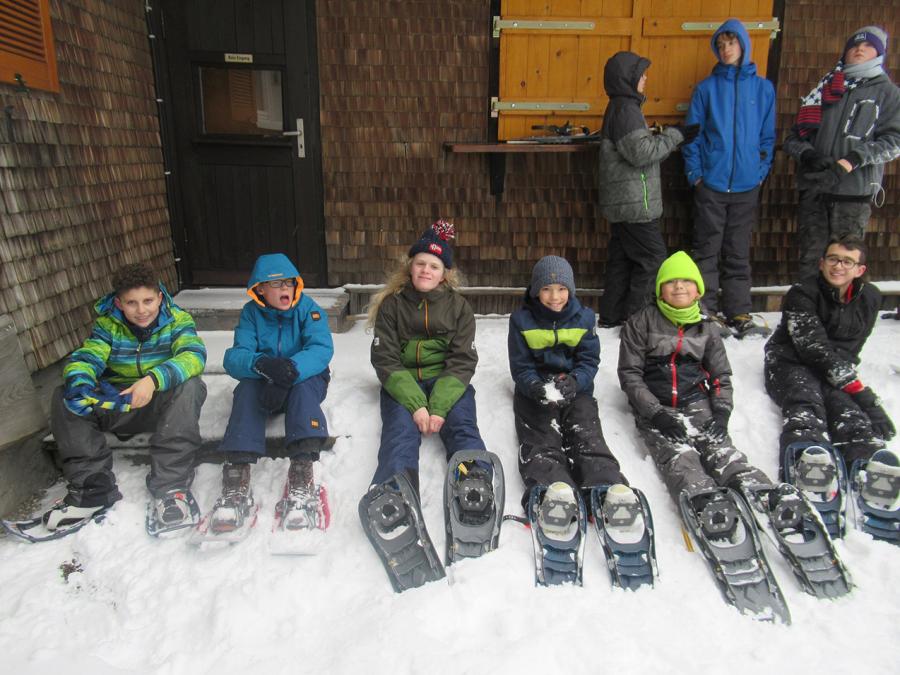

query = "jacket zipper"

[
  {"left": 670, "top": 326, "right": 685, "bottom": 408},
  {"left": 640, "top": 172, "right": 649, "bottom": 211},
  {"left": 277, "top": 317, "right": 283, "bottom": 357},
  {"left": 728, "top": 70, "right": 738, "bottom": 192},
  {"left": 417, "top": 299, "right": 430, "bottom": 379},
  {"left": 136, "top": 342, "right": 143, "bottom": 377}
]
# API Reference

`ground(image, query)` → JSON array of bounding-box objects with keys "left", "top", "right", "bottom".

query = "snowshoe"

[
  {"left": 589, "top": 484, "right": 657, "bottom": 590},
  {"left": 679, "top": 486, "right": 790, "bottom": 624},
  {"left": 527, "top": 482, "right": 587, "bottom": 586},
  {"left": 1, "top": 501, "right": 108, "bottom": 543},
  {"left": 443, "top": 449, "right": 505, "bottom": 564},
  {"left": 270, "top": 459, "right": 331, "bottom": 556},
  {"left": 782, "top": 442, "right": 848, "bottom": 539},
  {"left": 850, "top": 450, "right": 900, "bottom": 545},
  {"left": 191, "top": 463, "right": 259, "bottom": 545},
  {"left": 742, "top": 483, "right": 851, "bottom": 598},
  {"left": 146, "top": 488, "right": 200, "bottom": 538},
  {"left": 358, "top": 472, "right": 445, "bottom": 593}
]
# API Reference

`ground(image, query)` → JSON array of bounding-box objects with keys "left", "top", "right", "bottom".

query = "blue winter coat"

[
  {"left": 508, "top": 291, "right": 600, "bottom": 397},
  {"left": 223, "top": 253, "right": 334, "bottom": 382},
  {"left": 682, "top": 19, "right": 776, "bottom": 193}
]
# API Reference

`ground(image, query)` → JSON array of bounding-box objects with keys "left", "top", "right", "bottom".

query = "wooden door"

[
  {"left": 496, "top": 0, "right": 778, "bottom": 140},
  {"left": 154, "top": 0, "right": 326, "bottom": 286}
]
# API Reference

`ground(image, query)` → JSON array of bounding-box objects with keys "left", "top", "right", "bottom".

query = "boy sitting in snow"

[
  {"left": 212, "top": 253, "right": 334, "bottom": 534},
  {"left": 764, "top": 236, "right": 898, "bottom": 540},
  {"left": 46, "top": 262, "right": 207, "bottom": 537}
]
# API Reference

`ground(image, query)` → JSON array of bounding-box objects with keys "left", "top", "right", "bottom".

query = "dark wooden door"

[{"left": 154, "top": 0, "right": 325, "bottom": 286}]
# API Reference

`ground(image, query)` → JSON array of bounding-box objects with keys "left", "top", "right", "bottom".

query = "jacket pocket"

[{"left": 844, "top": 98, "right": 879, "bottom": 141}]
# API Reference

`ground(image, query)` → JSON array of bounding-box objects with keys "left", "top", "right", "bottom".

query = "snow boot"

[
  {"left": 209, "top": 463, "right": 256, "bottom": 534},
  {"left": 270, "top": 458, "right": 330, "bottom": 555},
  {"left": 443, "top": 449, "right": 505, "bottom": 564},
  {"left": 590, "top": 484, "right": 657, "bottom": 589},
  {"left": 851, "top": 449, "right": 900, "bottom": 545},
  {"left": 146, "top": 488, "right": 200, "bottom": 537},
  {"left": 782, "top": 442, "right": 848, "bottom": 539}
]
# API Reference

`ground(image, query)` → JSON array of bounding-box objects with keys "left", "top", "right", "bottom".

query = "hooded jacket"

[
  {"left": 223, "top": 253, "right": 333, "bottom": 383},
  {"left": 64, "top": 285, "right": 206, "bottom": 392},
  {"left": 598, "top": 51, "right": 684, "bottom": 223},
  {"left": 370, "top": 282, "right": 477, "bottom": 418},
  {"left": 764, "top": 275, "right": 880, "bottom": 389},
  {"left": 682, "top": 19, "right": 776, "bottom": 193},
  {"left": 508, "top": 290, "right": 600, "bottom": 398}
]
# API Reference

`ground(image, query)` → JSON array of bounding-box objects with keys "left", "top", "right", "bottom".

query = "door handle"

[{"left": 282, "top": 118, "right": 305, "bottom": 158}]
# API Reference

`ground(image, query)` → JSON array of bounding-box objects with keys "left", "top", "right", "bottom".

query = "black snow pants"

[
  {"left": 796, "top": 191, "right": 870, "bottom": 280},
  {"left": 599, "top": 220, "right": 667, "bottom": 326}
]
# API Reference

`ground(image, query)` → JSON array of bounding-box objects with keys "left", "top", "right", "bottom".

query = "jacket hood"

[
  {"left": 247, "top": 253, "right": 304, "bottom": 309},
  {"left": 604, "top": 51, "right": 650, "bottom": 100},
  {"left": 95, "top": 283, "right": 175, "bottom": 327},
  {"left": 712, "top": 18, "right": 751, "bottom": 66}
]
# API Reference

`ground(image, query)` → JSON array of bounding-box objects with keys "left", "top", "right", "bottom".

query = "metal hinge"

[
  {"left": 492, "top": 17, "right": 595, "bottom": 38},
  {"left": 681, "top": 18, "right": 780, "bottom": 40},
  {"left": 490, "top": 97, "right": 590, "bottom": 117}
]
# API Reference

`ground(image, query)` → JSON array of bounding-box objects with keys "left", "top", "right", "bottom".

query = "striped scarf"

[{"left": 793, "top": 57, "right": 884, "bottom": 138}]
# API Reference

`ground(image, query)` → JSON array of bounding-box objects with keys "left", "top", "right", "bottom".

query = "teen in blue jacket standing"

[{"left": 682, "top": 18, "right": 776, "bottom": 338}]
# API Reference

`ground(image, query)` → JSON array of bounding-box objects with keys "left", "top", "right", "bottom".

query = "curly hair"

[
  {"left": 365, "top": 256, "right": 463, "bottom": 329},
  {"left": 112, "top": 263, "right": 159, "bottom": 296}
]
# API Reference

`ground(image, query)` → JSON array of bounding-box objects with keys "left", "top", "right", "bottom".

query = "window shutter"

[{"left": 0, "top": 0, "right": 59, "bottom": 92}]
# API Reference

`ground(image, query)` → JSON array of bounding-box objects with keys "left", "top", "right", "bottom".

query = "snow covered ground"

[{"left": 1, "top": 312, "right": 898, "bottom": 674}]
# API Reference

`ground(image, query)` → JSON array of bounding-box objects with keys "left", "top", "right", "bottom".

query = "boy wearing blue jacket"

[
  {"left": 213, "top": 253, "right": 334, "bottom": 531},
  {"left": 682, "top": 18, "right": 776, "bottom": 338}
]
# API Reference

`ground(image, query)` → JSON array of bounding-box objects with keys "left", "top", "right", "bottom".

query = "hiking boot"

[
  {"left": 794, "top": 446, "right": 838, "bottom": 503},
  {"left": 211, "top": 463, "right": 254, "bottom": 533},
  {"left": 538, "top": 481, "right": 578, "bottom": 541},
  {"left": 275, "top": 458, "right": 324, "bottom": 531},
  {"left": 727, "top": 313, "right": 772, "bottom": 339},
  {"left": 860, "top": 449, "right": 900, "bottom": 512}
]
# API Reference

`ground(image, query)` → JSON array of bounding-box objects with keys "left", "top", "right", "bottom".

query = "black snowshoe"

[
  {"left": 850, "top": 450, "right": 900, "bottom": 545},
  {"left": 742, "top": 483, "right": 852, "bottom": 598},
  {"left": 589, "top": 484, "right": 657, "bottom": 590},
  {"left": 527, "top": 482, "right": 587, "bottom": 586},
  {"left": 443, "top": 450, "right": 505, "bottom": 564},
  {"left": 679, "top": 486, "right": 790, "bottom": 624},
  {"left": 782, "top": 442, "right": 848, "bottom": 539},
  {"left": 358, "top": 472, "right": 445, "bottom": 593},
  {"left": 1, "top": 500, "right": 108, "bottom": 543}
]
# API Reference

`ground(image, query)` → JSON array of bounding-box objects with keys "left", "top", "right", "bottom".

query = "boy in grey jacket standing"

[
  {"left": 597, "top": 51, "right": 698, "bottom": 327},
  {"left": 784, "top": 26, "right": 900, "bottom": 279}
]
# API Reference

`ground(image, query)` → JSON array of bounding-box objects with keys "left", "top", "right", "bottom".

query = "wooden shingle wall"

[
  {"left": 0, "top": 0, "right": 173, "bottom": 372},
  {"left": 317, "top": 0, "right": 898, "bottom": 288}
]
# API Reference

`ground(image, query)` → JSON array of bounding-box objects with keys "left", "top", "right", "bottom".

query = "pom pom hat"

[{"left": 409, "top": 219, "right": 456, "bottom": 269}]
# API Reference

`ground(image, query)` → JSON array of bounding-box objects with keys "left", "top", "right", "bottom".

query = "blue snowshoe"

[
  {"left": 782, "top": 442, "right": 848, "bottom": 539},
  {"left": 589, "top": 484, "right": 657, "bottom": 590},
  {"left": 527, "top": 482, "right": 587, "bottom": 586},
  {"left": 850, "top": 449, "right": 900, "bottom": 545},
  {"left": 443, "top": 450, "right": 505, "bottom": 564}
]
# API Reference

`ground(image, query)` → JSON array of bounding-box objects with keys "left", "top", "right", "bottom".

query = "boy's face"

[
  {"left": 257, "top": 279, "right": 297, "bottom": 310},
  {"left": 410, "top": 252, "right": 445, "bottom": 293},
  {"left": 538, "top": 283, "right": 570, "bottom": 313},
  {"left": 819, "top": 244, "right": 865, "bottom": 293},
  {"left": 636, "top": 72, "right": 648, "bottom": 94},
  {"left": 115, "top": 286, "right": 163, "bottom": 327},
  {"left": 659, "top": 279, "right": 700, "bottom": 309},
  {"left": 844, "top": 41, "right": 878, "bottom": 65},
  {"left": 716, "top": 34, "right": 742, "bottom": 66}
]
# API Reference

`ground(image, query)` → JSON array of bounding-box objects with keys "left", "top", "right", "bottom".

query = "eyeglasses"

[
  {"left": 823, "top": 255, "right": 862, "bottom": 269},
  {"left": 263, "top": 279, "right": 297, "bottom": 289}
]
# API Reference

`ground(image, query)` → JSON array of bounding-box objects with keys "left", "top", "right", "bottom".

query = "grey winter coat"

[
  {"left": 598, "top": 51, "right": 683, "bottom": 223},
  {"left": 784, "top": 72, "right": 900, "bottom": 198},
  {"left": 618, "top": 304, "right": 733, "bottom": 421}
]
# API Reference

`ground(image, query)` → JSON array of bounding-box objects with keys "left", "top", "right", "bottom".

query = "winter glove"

[
  {"left": 259, "top": 381, "right": 291, "bottom": 413},
  {"left": 799, "top": 148, "right": 832, "bottom": 173},
  {"left": 651, "top": 410, "right": 689, "bottom": 443},
  {"left": 554, "top": 374, "right": 578, "bottom": 406},
  {"left": 254, "top": 356, "right": 299, "bottom": 388},
  {"left": 701, "top": 409, "right": 731, "bottom": 444},
  {"left": 63, "top": 383, "right": 97, "bottom": 417},
  {"left": 852, "top": 387, "right": 897, "bottom": 441},
  {"left": 671, "top": 123, "right": 700, "bottom": 145},
  {"left": 85, "top": 381, "right": 132, "bottom": 414},
  {"left": 803, "top": 162, "right": 848, "bottom": 193},
  {"left": 524, "top": 379, "right": 549, "bottom": 404}
]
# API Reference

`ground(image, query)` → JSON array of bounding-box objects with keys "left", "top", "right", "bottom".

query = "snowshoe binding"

[
  {"left": 358, "top": 471, "right": 445, "bottom": 593},
  {"left": 527, "top": 482, "right": 587, "bottom": 586},
  {"left": 192, "top": 463, "right": 259, "bottom": 545},
  {"left": 590, "top": 484, "right": 657, "bottom": 590},
  {"left": 851, "top": 450, "right": 900, "bottom": 545},
  {"left": 443, "top": 449, "right": 505, "bottom": 564},
  {"left": 146, "top": 488, "right": 200, "bottom": 537},
  {"left": 1, "top": 500, "right": 108, "bottom": 543},
  {"left": 782, "top": 442, "right": 848, "bottom": 539},
  {"left": 679, "top": 486, "right": 790, "bottom": 624},
  {"left": 742, "top": 483, "right": 851, "bottom": 598},
  {"left": 270, "top": 459, "right": 331, "bottom": 555}
]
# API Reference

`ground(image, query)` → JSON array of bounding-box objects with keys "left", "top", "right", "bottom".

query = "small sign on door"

[{"left": 224, "top": 53, "right": 253, "bottom": 64}]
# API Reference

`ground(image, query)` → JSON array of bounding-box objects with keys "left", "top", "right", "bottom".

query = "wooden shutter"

[
  {"left": 496, "top": 0, "right": 776, "bottom": 140},
  {"left": 0, "top": 0, "right": 59, "bottom": 93}
]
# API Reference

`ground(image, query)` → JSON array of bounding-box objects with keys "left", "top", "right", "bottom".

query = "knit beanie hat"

[
  {"left": 409, "top": 219, "right": 455, "bottom": 268},
  {"left": 529, "top": 255, "right": 576, "bottom": 298},
  {"left": 655, "top": 251, "right": 705, "bottom": 298},
  {"left": 844, "top": 26, "right": 887, "bottom": 58}
]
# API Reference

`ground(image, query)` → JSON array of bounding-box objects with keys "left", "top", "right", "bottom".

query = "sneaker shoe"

[
  {"left": 860, "top": 449, "right": 900, "bottom": 512},
  {"left": 42, "top": 502, "right": 107, "bottom": 531},
  {"left": 794, "top": 446, "right": 839, "bottom": 503},
  {"left": 727, "top": 313, "right": 772, "bottom": 339},
  {"left": 538, "top": 481, "right": 578, "bottom": 541}
]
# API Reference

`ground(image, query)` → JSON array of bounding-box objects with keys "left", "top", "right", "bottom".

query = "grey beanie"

[{"left": 529, "top": 255, "right": 576, "bottom": 298}]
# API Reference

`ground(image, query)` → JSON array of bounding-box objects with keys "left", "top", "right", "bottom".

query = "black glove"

[
  {"left": 701, "top": 409, "right": 731, "bottom": 444},
  {"left": 803, "top": 162, "right": 848, "bottom": 193},
  {"left": 799, "top": 148, "right": 832, "bottom": 173},
  {"left": 554, "top": 374, "right": 577, "bottom": 406},
  {"left": 254, "top": 356, "right": 299, "bottom": 388},
  {"left": 525, "top": 379, "right": 549, "bottom": 404},
  {"left": 852, "top": 387, "right": 897, "bottom": 441},
  {"left": 259, "top": 381, "right": 291, "bottom": 413},
  {"left": 672, "top": 123, "right": 700, "bottom": 145},
  {"left": 651, "top": 410, "right": 689, "bottom": 443}
]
